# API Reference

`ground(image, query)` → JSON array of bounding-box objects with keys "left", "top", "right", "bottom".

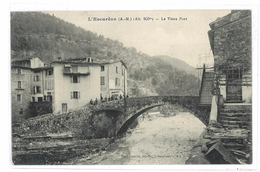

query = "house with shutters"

[
  {"left": 11, "top": 57, "right": 128, "bottom": 119},
  {"left": 11, "top": 57, "right": 46, "bottom": 122},
  {"left": 11, "top": 65, "right": 32, "bottom": 123},
  {"left": 51, "top": 57, "right": 101, "bottom": 113},
  {"left": 51, "top": 58, "right": 128, "bottom": 113},
  {"left": 100, "top": 60, "right": 127, "bottom": 100}
]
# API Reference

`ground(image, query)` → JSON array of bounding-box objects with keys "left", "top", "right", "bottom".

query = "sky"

[{"left": 46, "top": 10, "right": 230, "bottom": 67}]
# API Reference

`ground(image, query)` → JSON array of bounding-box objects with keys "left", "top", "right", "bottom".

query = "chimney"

[{"left": 87, "top": 57, "right": 93, "bottom": 63}]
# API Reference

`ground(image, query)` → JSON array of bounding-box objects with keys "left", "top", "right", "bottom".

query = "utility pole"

[{"left": 124, "top": 68, "right": 126, "bottom": 112}]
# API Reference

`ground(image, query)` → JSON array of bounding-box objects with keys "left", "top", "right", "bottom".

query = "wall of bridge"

[{"left": 13, "top": 95, "right": 210, "bottom": 139}]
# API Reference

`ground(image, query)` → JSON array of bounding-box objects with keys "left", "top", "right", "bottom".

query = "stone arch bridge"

[
  {"left": 13, "top": 96, "right": 210, "bottom": 139},
  {"left": 91, "top": 96, "right": 210, "bottom": 137}
]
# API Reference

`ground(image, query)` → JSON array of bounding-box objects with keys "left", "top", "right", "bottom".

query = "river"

[{"left": 66, "top": 111, "right": 205, "bottom": 165}]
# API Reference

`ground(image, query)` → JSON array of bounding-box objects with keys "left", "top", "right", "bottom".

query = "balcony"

[{"left": 63, "top": 68, "right": 90, "bottom": 76}]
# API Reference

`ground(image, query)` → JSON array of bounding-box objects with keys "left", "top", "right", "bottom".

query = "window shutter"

[
  {"left": 79, "top": 92, "right": 80, "bottom": 99},
  {"left": 78, "top": 76, "right": 80, "bottom": 83},
  {"left": 51, "top": 80, "right": 54, "bottom": 90},
  {"left": 71, "top": 92, "right": 73, "bottom": 99},
  {"left": 70, "top": 76, "right": 72, "bottom": 83}
]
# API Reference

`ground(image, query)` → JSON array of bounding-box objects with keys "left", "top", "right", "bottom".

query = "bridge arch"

[
  {"left": 116, "top": 103, "right": 164, "bottom": 136},
  {"left": 90, "top": 96, "right": 210, "bottom": 137}
]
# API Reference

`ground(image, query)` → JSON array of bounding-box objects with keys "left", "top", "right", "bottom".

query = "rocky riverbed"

[{"left": 64, "top": 111, "right": 206, "bottom": 165}]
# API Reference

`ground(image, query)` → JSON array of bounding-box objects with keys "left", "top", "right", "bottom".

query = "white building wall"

[
  {"left": 242, "top": 71, "right": 252, "bottom": 103},
  {"left": 219, "top": 72, "right": 252, "bottom": 103},
  {"left": 100, "top": 64, "right": 110, "bottom": 99},
  {"left": 108, "top": 61, "right": 127, "bottom": 97},
  {"left": 220, "top": 74, "right": 226, "bottom": 101},
  {"left": 30, "top": 57, "right": 45, "bottom": 68},
  {"left": 53, "top": 63, "right": 100, "bottom": 113}
]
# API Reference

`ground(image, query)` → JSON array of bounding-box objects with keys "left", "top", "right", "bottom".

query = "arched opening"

[{"left": 117, "top": 104, "right": 163, "bottom": 136}]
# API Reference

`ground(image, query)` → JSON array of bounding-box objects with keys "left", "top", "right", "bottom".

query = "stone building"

[
  {"left": 208, "top": 10, "right": 252, "bottom": 103},
  {"left": 11, "top": 57, "right": 45, "bottom": 69},
  {"left": 11, "top": 66, "right": 32, "bottom": 123},
  {"left": 11, "top": 57, "right": 45, "bottom": 122},
  {"left": 205, "top": 10, "right": 252, "bottom": 164},
  {"left": 11, "top": 57, "right": 128, "bottom": 120}
]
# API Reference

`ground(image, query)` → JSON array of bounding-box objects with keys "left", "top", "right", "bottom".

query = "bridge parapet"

[
  {"left": 13, "top": 95, "right": 208, "bottom": 139},
  {"left": 91, "top": 96, "right": 164, "bottom": 112}
]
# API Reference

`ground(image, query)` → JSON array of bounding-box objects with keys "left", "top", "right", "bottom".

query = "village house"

[
  {"left": 11, "top": 57, "right": 46, "bottom": 122},
  {"left": 51, "top": 57, "right": 100, "bottom": 113},
  {"left": 11, "top": 57, "right": 128, "bottom": 120},
  {"left": 11, "top": 66, "right": 32, "bottom": 123},
  {"left": 100, "top": 60, "right": 127, "bottom": 101}
]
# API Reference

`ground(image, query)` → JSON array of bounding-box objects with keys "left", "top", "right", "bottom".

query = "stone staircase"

[
  {"left": 205, "top": 103, "right": 252, "bottom": 164},
  {"left": 199, "top": 72, "right": 214, "bottom": 106},
  {"left": 218, "top": 104, "right": 252, "bottom": 129}
]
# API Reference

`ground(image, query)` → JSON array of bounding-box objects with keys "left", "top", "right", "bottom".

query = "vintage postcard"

[{"left": 9, "top": 7, "right": 257, "bottom": 170}]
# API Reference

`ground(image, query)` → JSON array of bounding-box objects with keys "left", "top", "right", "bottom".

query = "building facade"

[
  {"left": 100, "top": 61, "right": 127, "bottom": 100},
  {"left": 11, "top": 57, "right": 45, "bottom": 69},
  {"left": 11, "top": 66, "right": 32, "bottom": 123},
  {"left": 51, "top": 59, "right": 101, "bottom": 113},
  {"left": 11, "top": 57, "right": 128, "bottom": 119},
  {"left": 208, "top": 10, "right": 252, "bottom": 104}
]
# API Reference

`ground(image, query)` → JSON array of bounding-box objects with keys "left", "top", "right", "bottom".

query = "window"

[
  {"left": 32, "top": 97, "right": 35, "bottom": 102},
  {"left": 115, "top": 78, "right": 119, "bottom": 86},
  {"left": 71, "top": 91, "right": 80, "bottom": 99},
  {"left": 64, "top": 66, "right": 71, "bottom": 73},
  {"left": 115, "top": 78, "right": 120, "bottom": 86},
  {"left": 17, "top": 68, "right": 22, "bottom": 74},
  {"left": 45, "top": 80, "right": 54, "bottom": 90},
  {"left": 34, "top": 86, "right": 41, "bottom": 94},
  {"left": 101, "top": 76, "right": 105, "bottom": 85},
  {"left": 36, "top": 86, "right": 41, "bottom": 93},
  {"left": 62, "top": 103, "right": 67, "bottom": 113},
  {"left": 46, "top": 70, "right": 53, "bottom": 76},
  {"left": 116, "top": 67, "right": 118, "bottom": 73},
  {"left": 71, "top": 75, "right": 80, "bottom": 83},
  {"left": 34, "top": 75, "right": 41, "bottom": 81},
  {"left": 18, "top": 81, "right": 21, "bottom": 89},
  {"left": 73, "top": 76, "right": 78, "bottom": 83},
  {"left": 46, "top": 95, "right": 52, "bottom": 102},
  {"left": 17, "top": 94, "right": 21, "bottom": 101},
  {"left": 19, "top": 108, "right": 23, "bottom": 115},
  {"left": 38, "top": 97, "right": 43, "bottom": 102},
  {"left": 101, "top": 66, "right": 105, "bottom": 71}
]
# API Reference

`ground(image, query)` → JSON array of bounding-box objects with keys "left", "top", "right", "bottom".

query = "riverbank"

[
  {"left": 63, "top": 111, "right": 205, "bottom": 165},
  {"left": 185, "top": 130, "right": 211, "bottom": 164}
]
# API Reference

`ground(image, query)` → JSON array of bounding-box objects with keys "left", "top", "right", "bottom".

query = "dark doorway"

[{"left": 62, "top": 103, "right": 67, "bottom": 113}]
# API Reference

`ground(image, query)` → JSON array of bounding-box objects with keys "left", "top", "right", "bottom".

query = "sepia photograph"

[{"left": 9, "top": 7, "right": 256, "bottom": 169}]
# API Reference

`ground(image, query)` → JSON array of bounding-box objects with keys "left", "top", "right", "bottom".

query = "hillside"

[
  {"left": 11, "top": 12, "right": 199, "bottom": 96},
  {"left": 155, "top": 55, "right": 197, "bottom": 77}
]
